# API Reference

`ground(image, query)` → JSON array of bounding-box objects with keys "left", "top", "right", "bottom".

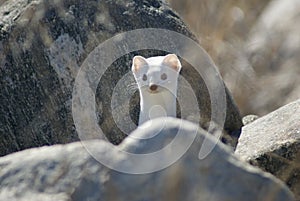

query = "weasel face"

[{"left": 132, "top": 54, "right": 182, "bottom": 96}]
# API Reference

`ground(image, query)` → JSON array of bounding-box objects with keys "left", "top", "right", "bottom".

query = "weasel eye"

[
  {"left": 142, "top": 74, "right": 147, "bottom": 81},
  {"left": 161, "top": 73, "right": 167, "bottom": 80}
]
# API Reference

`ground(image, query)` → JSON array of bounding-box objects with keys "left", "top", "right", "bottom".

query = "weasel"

[{"left": 131, "top": 54, "right": 182, "bottom": 126}]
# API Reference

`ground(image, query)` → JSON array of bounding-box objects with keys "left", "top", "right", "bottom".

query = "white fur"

[{"left": 132, "top": 54, "right": 182, "bottom": 125}]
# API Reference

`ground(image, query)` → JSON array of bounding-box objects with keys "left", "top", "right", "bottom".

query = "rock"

[
  {"left": 0, "top": 118, "right": 294, "bottom": 201},
  {"left": 242, "top": 114, "right": 259, "bottom": 126},
  {"left": 235, "top": 99, "right": 300, "bottom": 199},
  {"left": 0, "top": 0, "right": 242, "bottom": 156},
  {"left": 243, "top": 0, "right": 300, "bottom": 115}
]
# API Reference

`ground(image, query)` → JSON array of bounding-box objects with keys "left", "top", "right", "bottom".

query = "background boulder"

[{"left": 0, "top": 0, "right": 242, "bottom": 156}]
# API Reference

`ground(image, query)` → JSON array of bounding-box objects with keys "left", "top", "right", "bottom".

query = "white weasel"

[{"left": 131, "top": 54, "right": 182, "bottom": 125}]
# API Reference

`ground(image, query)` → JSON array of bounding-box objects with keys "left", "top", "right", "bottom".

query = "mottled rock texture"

[
  {"left": 0, "top": 118, "right": 294, "bottom": 201},
  {"left": 236, "top": 99, "right": 300, "bottom": 199},
  {"left": 0, "top": 0, "right": 242, "bottom": 156}
]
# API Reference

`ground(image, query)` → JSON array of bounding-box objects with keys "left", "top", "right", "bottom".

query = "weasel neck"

[{"left": 138, "top": 90, "right": 177, "bottom": 125}]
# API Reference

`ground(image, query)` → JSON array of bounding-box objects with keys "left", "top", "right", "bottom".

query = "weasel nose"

[{"left": 149, "top": 84, "right": 158, "bottom": 91}]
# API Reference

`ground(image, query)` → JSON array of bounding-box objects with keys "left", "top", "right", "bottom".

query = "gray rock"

[
  {"left": 242, "top": 114, "right": 259, "bottom": 126},
  {"left": 235, "top": 99, "right": 300, "bottom": 199},
  {"left": 0, "top": 118, "right": 294, "bottom": 201},
  {"left": 0, "top": 0, "right": 242, "bottom": 156}
]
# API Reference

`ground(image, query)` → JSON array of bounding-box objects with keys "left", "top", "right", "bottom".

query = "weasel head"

[{"left": 131, "top": 54, "right": 182, "bottom": 95}]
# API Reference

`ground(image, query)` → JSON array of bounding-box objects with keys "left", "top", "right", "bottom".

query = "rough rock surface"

[
  {"left": 0, "top": 118, "right": 294, "bottom": 201},
  {"left": 235, "top": 99, "right": 300, "bottom": 199},
  {"left": 0, "top": 0, "right": 242, "bottom": 156}
]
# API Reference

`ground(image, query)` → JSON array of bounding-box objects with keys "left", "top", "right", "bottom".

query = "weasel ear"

[
  {"left": 163, "top": 54, "right": 182, "bottom": 72},
  {"left": 132, "top": 56, "right": 147, "bottom": 73}
]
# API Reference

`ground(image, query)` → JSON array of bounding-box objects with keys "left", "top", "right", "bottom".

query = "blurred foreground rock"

[
  {"left": 236, "top": 99, "right": 300, "bottom": 199},
  {"left": 0, "top": 0, "right": 242, "bottom": 156},
  {"left": 0, "top": 118, "right": 294, "bottom": 201}
]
